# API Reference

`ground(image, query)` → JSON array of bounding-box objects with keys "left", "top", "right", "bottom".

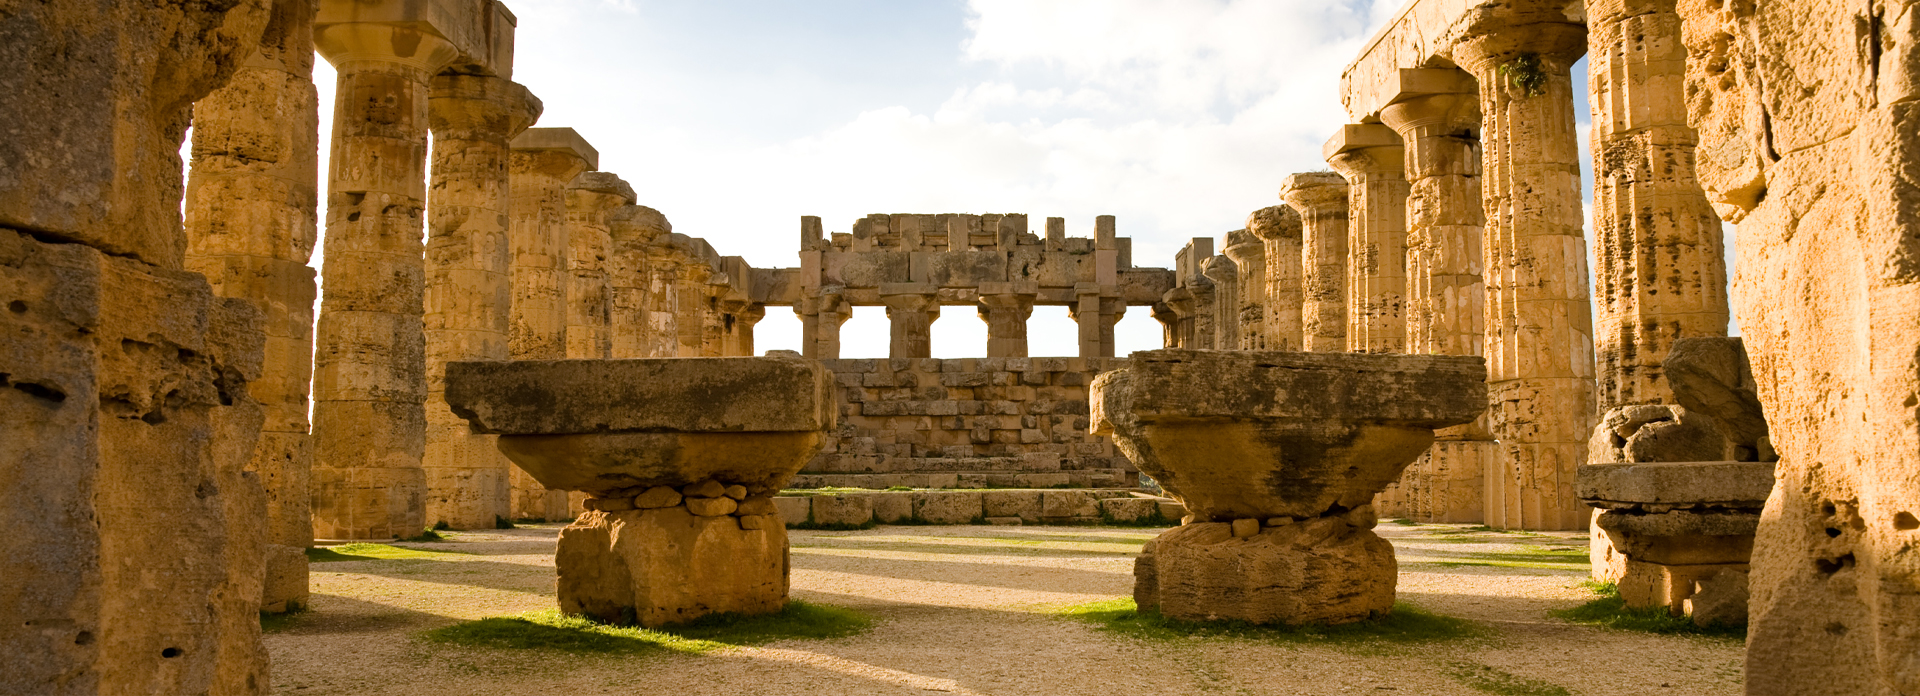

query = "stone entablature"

[{"left": 803, "top": 357, "right": 1137, "bottom": 487}]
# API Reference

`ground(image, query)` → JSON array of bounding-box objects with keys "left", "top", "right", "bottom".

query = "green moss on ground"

[
  {"left": 1055, "top": 598, "right": 1484, "bottom": 648},
  {"left": 306, "top": 543, "right": 466, "bottom": 562},
  {"left": 1549, "top": 582, "right": 1745, "bottom": 638},
  {"left": 419, "top": 601, "right": 872, "bottom": 655},
  {"left": 1447, "top": 662, "right": 1573, "bottom": 696}
]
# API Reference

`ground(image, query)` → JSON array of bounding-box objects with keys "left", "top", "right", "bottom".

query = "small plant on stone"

[{"left": 1497, "top": 53, "right": 1549, "bottom": 98}]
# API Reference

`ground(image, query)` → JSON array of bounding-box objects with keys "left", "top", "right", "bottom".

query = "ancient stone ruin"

[{"left": 2, "top": 0, "right": 1917, "bottom": 693}]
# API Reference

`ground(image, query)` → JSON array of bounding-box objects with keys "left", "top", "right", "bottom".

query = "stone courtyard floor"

[{"left": 267, "top": 522, "right": 1744, "bottom": 695}]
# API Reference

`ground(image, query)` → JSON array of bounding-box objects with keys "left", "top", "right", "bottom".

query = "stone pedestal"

[
  {"left": 310, "top": 25, "right": 460, "bottom": 541},
  {"left": 1247, "top": 206, "right": 1303, "bottom": 351},
  {"left": 1324, "top": 124, "right": 1408, "bottom": 354},
  {"left": 1093, "top": 350, "right": 1486, "bottom": 625},
  {"left": 1278, "top": 173, "right": 1351, "bottom": 353},
  {"left": 1578, "top": 460, "right": 1771, "bottom": 625},
  {"left": 184, "top": 0, "right": 321, "bottom": 611},
  {"left": 423, "top": 74, "right": 539, "bottom": 530},
  {"left": 446, "top": 356, "right": 834, "bottom": 627}
]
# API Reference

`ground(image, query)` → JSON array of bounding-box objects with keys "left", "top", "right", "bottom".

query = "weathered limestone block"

[
  {"left": 447, "top": 356, "right": 833, "bottom": 626},
  {"left": 1136, "top": 514, "right": 1394, "bottom": 625},
  {"left": 2, "top": 230, "right": 271, "bottom": 695},
  {"left": 1095, "top": 350, "right": 1485, "bottom": 624},
  {"left": 810, "top": 495, "right": 874, "bottom": 527},
  {"left": 1578, "top": 460, "right": 1770, "bottom": 620},
  {"left": 558, "top": 507, "right": 787, "bottom": 627},
  {"left": 1278, "top": 173, "right": 1351, "bottom": 352},
  {"left": 1247, "top": 206, "right": 1303, "bottom": 351},
  {"left": 1663, "top": 337, "right": 1769, "bottom": 457},
  {"left": 1325, "top": 124, "right": 1409, "bottom": 354}
]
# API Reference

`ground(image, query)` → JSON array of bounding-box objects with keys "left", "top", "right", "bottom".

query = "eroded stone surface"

[
  {"left": 558, "top": 507, "right": 788, "bottom": 627},
  {"left": 1136, "top": 514, "right": 1395, "bottom": 625}
]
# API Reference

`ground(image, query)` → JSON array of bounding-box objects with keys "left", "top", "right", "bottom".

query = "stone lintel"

[
  {"left": 511, "top": 127, "right": 599, "bottom": 170},
  {"left": 1576, "top": 461, "right": 1776, "bottom": 508},
  {"left": 445, "top": 357, "right": 837, "bottom": 434},
  {"left": 316, "top": 0, "right": 515, "bottom": 75}
]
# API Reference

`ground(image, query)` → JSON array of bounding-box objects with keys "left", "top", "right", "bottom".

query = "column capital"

[
  {"left": 428, "top": 74, "right": 540, "bottom": 138},
  {"left": 1201, "top": 254, "right": 1238, "bottom": 284},
  {"left": 1450, "top": 19, "right": 1586, "bottom": 77},
  {"left": 314, "top": 22, "right": 461, "bottom": 73},
  {"left": 1278, "top": 172, "right": 1351, "bottom": 217},
  {"left": 609, "top": 204, "right": 671, "bottom": 247},
  {"left": 1162, "top": 287, "right": 1197, "bottom": 317},
  {"left": 511, "top": 127, "right": 598, "bottom": 172},
  {"left": 566, "top": 171, "right": 636, "bottom": 219},
  {"left": 880, "top": 292, "right": 935, "bottom": 315},
  {"left": 1245, "top": 205, "right": 1301, "bottom": 243},
  {"left": 1324, "top": 124, "right": 1405, "bottom": 182}
]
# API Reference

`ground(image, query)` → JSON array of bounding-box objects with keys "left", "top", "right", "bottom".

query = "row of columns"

[{"left": 797, "top": 289, "right": 1123, "bottom": 360}]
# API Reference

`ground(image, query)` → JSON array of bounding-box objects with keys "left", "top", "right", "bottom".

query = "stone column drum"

[
  {"left": 1248, "top": 206, "right": 1303, "bottom": 351},
  {"left": 183, "top": 0, "right": 322, "bottom": 611},
  {"left": 607, "top": 204, "right": 673, "bottom": 359},
  {"left": 881, "top": 287, "right": 938, "bottom": 359},
  {"left": 1455, "top": 14, "right": 1598, "bottom": 531},
  {"left": 422, "top": 74, "right": 540, "bottom": 530},
  {"left": 1325, "top": 124, "right": 1410, "bottom": 355},
  {"left": 1278, "top": 173, "right": 1351, "bottom": 353},
  {"left": 978, "top": 291, "right": 1036, "bottom": 358},
  {"left": 1093, "top": 350, "right": 1486, "bottom": 625},
  {"left": 1219, "top": 230, "right": 1268, "bottom": 350},
  {"left": 309, "top": 19, "right": 461, "bottom": 540},
  {"left": 564, "top": 172, "right": 636, "bottom": 360},
  {"left": 1202, "top": 255, "right": 1241, "bottom": 350},
  {"left": 445, "top": 357, "right": 835, "bottom": 627}
]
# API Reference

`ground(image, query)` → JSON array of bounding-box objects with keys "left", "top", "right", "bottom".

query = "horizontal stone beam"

[
  {"left": 445, "top": 356, "right": 837, "bottom": 434},
  {"left": 1341, "top": 0, "right": 1584, "bottom": 121},
  {"left": 316, "top": 0, "right": 516, "bottom": 76}
]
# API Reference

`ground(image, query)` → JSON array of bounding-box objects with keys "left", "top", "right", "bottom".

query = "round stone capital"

[
  {"left": 315, "top": 23, "right": 462, "bottom": 73},
  {"left": 1278, "top": 172, "right": 1351, "bottom": 216},
  {"left": 1450, "top": 21, "right": 1587, "bottom": 77},
  {"left": 1245, "top": 205, "right": 1301, "bottom": 242},
  {"left": 1325, "top": 145, "right": 1405, "bottom": 182}
]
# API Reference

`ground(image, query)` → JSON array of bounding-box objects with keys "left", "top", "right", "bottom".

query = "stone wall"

[{"left": 794, "top": 357, "right": 1138, "bottom": 489}]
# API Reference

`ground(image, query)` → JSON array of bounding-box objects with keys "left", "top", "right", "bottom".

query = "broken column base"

[
  {"left": 1134, "top": 510, "right": 1395, "bottom": 625},
  {"left": 262, "top": 544, "right": 311, "bottom": 613},
  {"left": 557, "top": 506, "right": 788, "bottom": 627}
]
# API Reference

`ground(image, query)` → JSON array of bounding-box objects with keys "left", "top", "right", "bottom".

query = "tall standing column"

[
  {"left": 1587, "top": 0, "right": 1728, "bottom": 419},
  {"left": 1248, "top": 206, "right": 1303, "bottom": 350},
  {"left": 731, "top": 303, "right": 765, "bottom": 357},
  {"left": 183, "top": 0, "right": 319, "bottom": 611},
  {"left": 881, "top": 287, "right": 938, "bottom": 359},
  {"left": 1219, "top": 230, "right": 1268, "bottom": 350},
  {"left": 422, "top": 74, "right": 539, "bottom": 531},
  {"left": 1456, "top": 19, "right": 1596, "bottom": 531},
  {"left": 1326, "top": 124, "right": 1410, "bottom": 354},
  {"left": 565, "top": 172, "right": 635, "bottom": 360},
  {"left": 979, "top": 292, "right": 1036, "bottom": 358},
  {"left": 1280, "top": 172, "right": 1352, "bottom": 352},
  {"left": 674, "top": 261, "right": 714, "bottom": 357},
  {"left": 1381, "top": 70, "right": 1493, "bottom": 524},
  {"left": 1202, "top": 255, "right": 1240, "bottom": 349},
  {"left": 507, "top": 127, "right": 593, "bottom": 521},
  {"left": 310, "top": 23, "right": 459, "bottom": 540}
]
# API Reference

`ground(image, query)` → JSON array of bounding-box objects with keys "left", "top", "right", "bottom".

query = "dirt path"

[{"left": 267, "top": 522, "right": 1743, "bottom": 695}]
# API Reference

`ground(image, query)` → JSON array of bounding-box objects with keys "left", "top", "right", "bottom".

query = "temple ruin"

[{"left": 1, "top": 0, "right": 1915, "bottom": 693}]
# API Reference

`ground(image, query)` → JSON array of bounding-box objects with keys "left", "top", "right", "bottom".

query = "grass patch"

[
  {"left": 403, "top": 528, "right": 449, "bottom": 542},
  {"left": 777, "top": 487, "right": 881, "bottom": 496},
  {"left": 1387, "top": 518, "right": 1421, "bottom": 526},
  {"left": 1549, "top": 582, "right": 1745, "bottom": 638},
  {"left": 260, "top": 606, "right": 308, "bottom": 633},
  {"left": 1055, "top": 598, "right": 1484, "bottom": 648},
  {"left": 420, "top": 601, "right": 872, "bottom": 655},
  {"left": 1447, "top": 662, "right": 1572, "bottom": 696},
  {"left": 306, "top": 543, "right": 465, "bottom": 562},
  {"left": 884, "top": 485, "right": 914, "bottom": 491}
]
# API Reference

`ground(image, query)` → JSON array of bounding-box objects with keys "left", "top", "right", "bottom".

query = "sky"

[{"left": 300, "top": 0, "right": 1738, "bottom": 358}]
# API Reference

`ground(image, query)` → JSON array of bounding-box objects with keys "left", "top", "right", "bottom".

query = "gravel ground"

[{"left": 267, "top": 521, "right": 1743, "bottom": 695}]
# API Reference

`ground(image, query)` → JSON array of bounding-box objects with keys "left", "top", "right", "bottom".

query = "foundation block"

[
  {"left": 1137, "top": 513, "right": 1394, "bottom": 625},
  {"left": 558, "top": 506, "right": 788, "bottom": 627}
]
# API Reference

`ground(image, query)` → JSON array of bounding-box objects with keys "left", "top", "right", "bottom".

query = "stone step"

[{"left": 788, "top": 470, "right": 1137, "bottom": 491}]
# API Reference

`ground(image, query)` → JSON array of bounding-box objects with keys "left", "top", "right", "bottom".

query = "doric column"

[
  {"left": 881, "top": 286, "right": 938, "bottom": 359},
  {"left": 1248, "top": 206, "right": 1303, "bottom": 351},
  {"left": 508, "top": 128, "right": 594, "bottom": 361},
  {"left": 506, "top": 127, "right": 593, "bottom": 522},
  {"left": 1161, "top": 288, "right": 1196, "bottom": 348},
  {"left": 607, "top": 204, "right": 672, "bottom": 358},
  {"left": 1202, "top": 255, "right": 1240, "bottom": 350},
  {"left": 310, "top": 18, "right": 461, "bottom": 541},
  {"left": 1455, "top": 16, "right": 1596, "bottom": 531},
  {"left": 1325, "top": 124, "right": 1409, "bottom": 354},
  {"left": 183, "top": 0, "right": 319, "bottom": 611},
  {"left": 978, "top": 291, "right": 1036, "bottom": 358},
  {"left": 674, "top": 261, "right": 713, "bottom": 357},
  {"left": 644, "top": 247, "right": 684, "bottom": 358},
  {"left": 1587, "top": 0, "right": 1728, "bottom": 416},
  {"left": 1380, "top": 69, "right": 1493, "bottom": 525},
  {"left": 1280, "top": 172, "right": 1352, "bottom": 352},
  {"left": 422, "top": 73, "right": 539, "bottom": 531},
  {"left": 1186, "top": 282, "right": 1217, "bottom": 350},
  {"left": 1219, "top": 230, "right": 1267, "bottom": 350},
  {"left": 799, "top": 292, "right": 851, "bottom": 360},
  {"left": 1099, "top": 298, "right": 1128, "bottom": 357},
  {"left": 564, "top": 172, "right": 635, "bottom": 360},
  {"left": 730, "top": 303, "right": 765, "bottom": 357}
]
